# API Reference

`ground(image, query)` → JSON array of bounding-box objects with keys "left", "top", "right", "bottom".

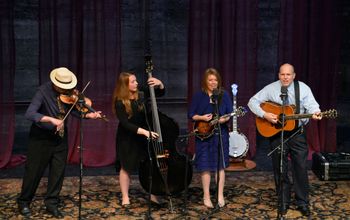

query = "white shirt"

[{"left": 248, "top": 80, "right": 320, "bottom": 125}]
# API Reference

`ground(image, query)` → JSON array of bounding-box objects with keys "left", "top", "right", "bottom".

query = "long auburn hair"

[
  {"left": 201, "top": 68, "right": 223, "bottom": 93},
  {"left": 112, "top": 72, "right": 139, "bottom": 117}
]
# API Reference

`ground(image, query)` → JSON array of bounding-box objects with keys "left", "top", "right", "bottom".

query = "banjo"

[{"left": 229, "top": 84, "right": 249, "bottom": 158}]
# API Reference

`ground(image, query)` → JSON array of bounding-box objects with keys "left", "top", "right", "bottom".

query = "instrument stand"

[
  {"left": 226, "top": 158, "right": 256, "bottom": 171},
  {"left": 200, "top": 96, "right": 229, "bottom": 220}
]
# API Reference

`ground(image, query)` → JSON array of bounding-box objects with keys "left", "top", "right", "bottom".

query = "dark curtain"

[
  {"left": 39, "top": 0, "right": 121, "bottom": 166},
  {"left": 0, "top": 0, "right": 23, "bottom": 168},
  {"left": 188, "top": 0, "right": 258, "bottom": 157},
  {"left": 278, "top": 0, "right": 340, "bottom": 155}
]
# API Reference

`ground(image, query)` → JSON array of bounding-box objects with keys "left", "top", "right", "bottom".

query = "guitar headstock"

[
  {"left": 231, "top": 84, "right": 238, "bottom": 96},
  {"left": 322, "top": 109, "right": 338, "bottom": 119},
  {"left": 235, "top": 106, "right": 247, "bottom": 117},
  {"left": 145, "top": 55, "right": 153, "bottom": 75}
]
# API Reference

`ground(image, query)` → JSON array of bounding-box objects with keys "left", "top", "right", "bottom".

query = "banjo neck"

[
  {"left": 231, "top": 84, "right": 238, "bottom": 133},
  {"left": 232, "top": 96, "right": 238, "bottom": 132}
]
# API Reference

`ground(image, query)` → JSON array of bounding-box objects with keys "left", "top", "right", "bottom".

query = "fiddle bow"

[{"left": 57, "top": 81, "right": 108, "bottom": 127}]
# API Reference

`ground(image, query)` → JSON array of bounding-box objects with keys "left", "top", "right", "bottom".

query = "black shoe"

[
  {"left": 278, "top": 204, "right": 289, "bottom": 215},
  {"left": 46, "top": 207, "right": 64, "bottom": 219},
  {"left": 18, "top": 204, "right": 31, "bottom": 217},
  {"left": 150, "top": 200, "right": 162, "bottom": 208},
  {"left": 297, "top": 205, "right": 310, "bottom": 216}
]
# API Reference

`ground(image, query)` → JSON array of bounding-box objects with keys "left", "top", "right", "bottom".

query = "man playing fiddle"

[{"left": 17, "top": 67, "right": 102, "bottom": 218}]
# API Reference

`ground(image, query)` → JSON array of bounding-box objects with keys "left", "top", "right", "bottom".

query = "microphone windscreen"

[
  {"left": 212, "top": 88, "right": 220, "bottom": 96},
  {"left": 281, "top": 86, "right": 288, "bottom": 94}
]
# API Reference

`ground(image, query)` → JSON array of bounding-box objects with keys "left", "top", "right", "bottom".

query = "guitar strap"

[
  {"left": 294, "top": 81, "right": 300, "bottom": 127},
  {"left": 294, "top": 81, "right": 300, "bottom": 114}
]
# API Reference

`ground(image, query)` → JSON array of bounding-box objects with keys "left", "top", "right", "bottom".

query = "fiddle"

[{"left": 59, "top": 89, "right": 109, "bottom": 122}]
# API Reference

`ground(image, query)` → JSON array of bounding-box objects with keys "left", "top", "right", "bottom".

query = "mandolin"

[
  {"left": 193, "top": 106, "right": 246, "bottom": 141},
  {"left": 256, "top": 102, "right": 337, "bottom": 137}
]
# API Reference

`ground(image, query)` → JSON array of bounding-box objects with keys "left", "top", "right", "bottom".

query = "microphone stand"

[
  {"left": 77, "top": 95, "right": 86, "bottom": 220},
  {"left": 200, "top": 95, "right": 226, "bottom": 220},
  {"left": 267, "top": 127, "right": 303, "bottom": 157},
  {"left": 276, "top": 91, "right": 288, "bottom": 219}
]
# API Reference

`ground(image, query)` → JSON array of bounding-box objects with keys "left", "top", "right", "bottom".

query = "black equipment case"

[{"left": 312, "top": 152, "right": 350, "bottom": 180}]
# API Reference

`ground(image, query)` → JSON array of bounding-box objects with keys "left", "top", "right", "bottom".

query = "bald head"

[
  {"left": 279, "top": 63, "right": 295, "bottom": 74},
  {"left": 279, "top": 63, "right": 296, "bottom": 87}
]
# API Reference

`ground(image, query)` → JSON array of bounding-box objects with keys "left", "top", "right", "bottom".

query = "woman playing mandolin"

[
  {"left": 188, "top": 68, "right": 232, "bottom": 208},
  {"left": 112, "top": 72, "right": 164, "bottom": 206}
]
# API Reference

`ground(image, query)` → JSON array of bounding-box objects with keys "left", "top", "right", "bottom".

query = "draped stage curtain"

[
  {"left": 0, "top": 0, "right": 342, "bottom": 170},
  {"left": 188, "top": 0, "right": 258, "bottom": 157},
  {"left": 278, "top": 0, "right": 340, "bottom": 155},
  {"left": 0, "top": 0, "right": 19, "bottom": 168},
  {"left": 39, "top": 0, "right": 121, "bottom": 166}
]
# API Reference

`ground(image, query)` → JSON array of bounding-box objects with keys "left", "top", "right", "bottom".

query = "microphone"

[
  {"left": 280, "top": 86, "right": 288, "bottom": 102},
  {"left": 78, "top": 93, "right": 97, "bottom": 113},
  {"left": 211, "top": 88, "right": 220, "bottom": 102},
  {"left": 281, "top": 86, "right": 288, "bottom": 94}
]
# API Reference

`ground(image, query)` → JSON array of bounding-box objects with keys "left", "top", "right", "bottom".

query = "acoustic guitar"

[
  {"left": 256, "top": 102, "right": 337, "bottom": 137},
  {"left": 194, "top": 106, "right": 246, "bottom": 141}
]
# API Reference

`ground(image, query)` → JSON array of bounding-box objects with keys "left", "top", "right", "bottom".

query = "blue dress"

[{"left": 188, "top": 90, "right": 232, "bottom": 172}]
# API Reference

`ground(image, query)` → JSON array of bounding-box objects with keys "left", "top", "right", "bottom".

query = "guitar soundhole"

[
  {"left": 276, "top": 114, "right": 288, "bottom": 129},
  {"left": 274, "top": 123, "right": 282, "bottom": 129}
]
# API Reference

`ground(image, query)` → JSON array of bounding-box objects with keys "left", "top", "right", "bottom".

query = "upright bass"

[{"left": 138, "top": 57, "right": 193, "bottom": 201}]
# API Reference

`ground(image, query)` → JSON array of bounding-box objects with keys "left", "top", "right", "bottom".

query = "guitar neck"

[
  {"left": 285, "top": 113, "right": 313, "bottom": 120},
  {"left": 285, "top": 111, "right": 329, "bottom": 121}
]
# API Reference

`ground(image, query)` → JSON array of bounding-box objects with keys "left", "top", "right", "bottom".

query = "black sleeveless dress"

[{"left": 115, "top": 87, "right": 165, "bottom": 173}]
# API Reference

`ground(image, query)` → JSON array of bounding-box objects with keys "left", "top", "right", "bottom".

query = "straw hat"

[{"left": 50, "top": 67, "right": 77, "bottom": 90}]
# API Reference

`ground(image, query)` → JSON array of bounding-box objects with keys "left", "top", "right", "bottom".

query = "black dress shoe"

[
  {"left": 297, "top": 205, "right": 310, "bottom": 216},
  {"left": 46, "top": 207, "right": 64, "bottom": 219},
  {"left": 18, "top": 205, "right": 31, "bottom": 217},
  {"left": 278, "top": 204, "right": 289, "bottom": 215}
]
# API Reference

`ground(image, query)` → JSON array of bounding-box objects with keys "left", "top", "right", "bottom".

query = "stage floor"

[{"left": 1, "top": 171, "right": 349, "bottom": 219}]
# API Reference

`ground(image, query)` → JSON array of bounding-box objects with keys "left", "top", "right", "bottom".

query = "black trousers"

[
  {"left": 17, "top": 124, "right": 68, "bottom": 209},
  {"left": 269, "top": 127, "right": 309, "bottom": 207}
]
